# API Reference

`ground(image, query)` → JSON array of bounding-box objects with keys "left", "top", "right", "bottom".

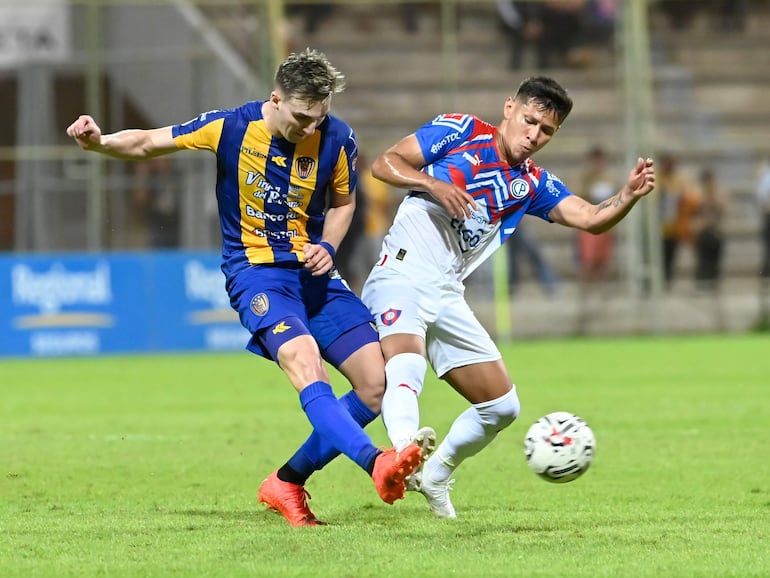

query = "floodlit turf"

[{"left": 2, "top": 334, "right": 769, "bottom": 577}]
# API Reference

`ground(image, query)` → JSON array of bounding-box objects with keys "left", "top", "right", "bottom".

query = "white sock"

[
  {"left": 430, "top": 387, "right": 520, "bottom": 481},
  {"left": 383, "top": 352, "right": 427, "bottom": 451},
  {"left": 424, "top": 451, "right": 454, "bottom": 484}
]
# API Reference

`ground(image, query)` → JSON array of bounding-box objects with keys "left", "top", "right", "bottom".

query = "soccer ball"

[{"left": 524, "top": 411, "right": 596, "bottom": 483}]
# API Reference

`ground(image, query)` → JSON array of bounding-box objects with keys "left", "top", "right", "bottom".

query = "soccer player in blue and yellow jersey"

[{"left": 66, "top": 48, "right": 422, "bottom": 527}]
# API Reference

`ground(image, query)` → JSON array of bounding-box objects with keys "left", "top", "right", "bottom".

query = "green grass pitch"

[{"left": 2, "top": 334, "right": 769, "bottom": 577}]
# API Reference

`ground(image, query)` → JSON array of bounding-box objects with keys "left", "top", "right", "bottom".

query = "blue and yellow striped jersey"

[{"left": 172, "top": 101, "right": 358, "bottom": 280}]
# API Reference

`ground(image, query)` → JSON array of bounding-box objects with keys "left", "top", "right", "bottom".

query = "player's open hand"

[
  {"left": 627, "top": 157, "right": 656, "bottom": 199},
  {"left": 427, "top": 178, "right": 478, "bottom": 220},
  {"left": 66, "top": 115, "right": 103, "bottom": 151},
  {"left": 303, "top": 243, "right": 334, "bottom": 276}
]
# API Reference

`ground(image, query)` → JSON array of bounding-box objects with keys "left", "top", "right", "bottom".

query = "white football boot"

[
  {"left": 403, "top": 427, "right": 458, "bottom": 519},
  {"left": 418, "top": 457, "right": 457, "bottom": 520},
  {"left": 404, "top": 426, "right": 436, "bottom": 491}
]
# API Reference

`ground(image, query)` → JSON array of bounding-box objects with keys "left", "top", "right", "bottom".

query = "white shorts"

[{"left": 362, "top": 265, "right": 501, "bottom": 378}]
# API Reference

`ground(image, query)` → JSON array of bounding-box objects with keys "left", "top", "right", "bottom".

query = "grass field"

[{"left": 2, "top": 334, "right": 770, "bottom": 577}]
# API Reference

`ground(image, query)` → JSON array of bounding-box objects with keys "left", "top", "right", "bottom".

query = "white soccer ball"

[{"left": 524, "top": 411, "right": 596, "bottom": 483}]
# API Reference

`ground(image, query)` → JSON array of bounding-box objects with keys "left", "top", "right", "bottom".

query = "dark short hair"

[
  {"left": 274, "top": 48, "right": 346, "bottom": 103},
  {"left": 514, "top": 76, "right": 573, "bottom": 125}
]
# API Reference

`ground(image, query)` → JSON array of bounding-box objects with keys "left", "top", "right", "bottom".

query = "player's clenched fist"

[{"left": 66, "top": 115, "right": 103, "bottom": 150}]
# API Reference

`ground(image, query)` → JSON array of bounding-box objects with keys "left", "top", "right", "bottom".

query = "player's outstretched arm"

[
  {"left": 66, "top": 115, "right": 178, "bottom": 160},
  {"left": 550, "top": 157, "right": 656, "bottom": 234},
  {"left": 372, "top": 134, "right": 476, "bottom": 219}
]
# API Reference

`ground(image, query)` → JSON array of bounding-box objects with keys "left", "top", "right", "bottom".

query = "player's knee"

[
  {"left": 261, "top": 316, "right": 313, "bottom": 362},
  {"left": 279, "top": 348, "right": 329, "bottom": 388},
  {"left": 334, "top": 331, "right": 386, "bottom": 413},
  {"left": 352, "top": 373, "right": 385, "bottom": 412},
  {"left": 266, "top": 325, "right": 330, "bottom": 388},
  {"left": 385, "top": 352, "right": 427, "bottom": 397},
  {"left": 475, "top": 386, "right": 520, "bottom": 430}
]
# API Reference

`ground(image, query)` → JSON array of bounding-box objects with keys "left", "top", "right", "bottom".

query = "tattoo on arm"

[{"left": 595, "top": 194, "right": 624, "bottom": 213}]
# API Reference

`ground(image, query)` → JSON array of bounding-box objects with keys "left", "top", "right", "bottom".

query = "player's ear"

[{"left": 503, "top": 96, "right": 516, "bottom": 119}]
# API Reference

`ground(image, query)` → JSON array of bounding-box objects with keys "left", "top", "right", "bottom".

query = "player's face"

[
  {"left": 269, "top": 92, "right": 330, "bottom": 143},
  {"left": 498, "top": 97, "right": 560, "bottom": 165}
]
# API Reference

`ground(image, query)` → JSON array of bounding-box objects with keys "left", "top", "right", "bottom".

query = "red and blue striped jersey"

[
  {"left": 408, "top": 113, "right": 573, "bottom": 277},
  {"left": 416, "top": 112, "right": 572, "bottom": 229}
]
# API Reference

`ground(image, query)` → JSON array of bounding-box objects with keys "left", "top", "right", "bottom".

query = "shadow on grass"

[{"left": 169, "top": 508, "right": 260, "bottom": 522}]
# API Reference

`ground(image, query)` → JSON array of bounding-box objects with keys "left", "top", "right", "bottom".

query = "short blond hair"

[{"left": 274, "top": 48, "right": 346, "bottom": 103}]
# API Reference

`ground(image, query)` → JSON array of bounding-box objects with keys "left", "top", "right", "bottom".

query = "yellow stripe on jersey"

[
  {"left": 330, "top": 146, "right": 352, "bottom": 196},
  {"left": 172, "top": 117, "right": 224, "bottom": 152},
  {"left": 239, "top": 122, "right": 274, "bottom": 264}
]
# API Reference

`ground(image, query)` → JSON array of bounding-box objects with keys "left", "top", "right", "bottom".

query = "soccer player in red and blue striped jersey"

[{"left": 362, "top": 76, "right": 656, "bottom": 518}]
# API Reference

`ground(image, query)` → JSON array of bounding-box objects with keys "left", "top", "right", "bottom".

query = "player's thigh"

[
  {"left": 313, "top": 278, "right": 385, "bottom": 408},
  {"left": 274, "top": 334, "right": 330, "bottom": 392},
  {"left": 229, "top": 266, "right": 313, "bottom": 359},
  {"left": 443, "top": 360, "right": 512, "bottom": 404},
  {"left": 428, "top": 292, "right": 509, "bottom": 402},
  {"left": 309, "top": 276, "right": 378, "bottom": 353},
  {"left": 362, "top": 266, "right": 437, "bottom": 340},
  {"left": 337, "top": 340, "right": 386, "bottom": 411}
]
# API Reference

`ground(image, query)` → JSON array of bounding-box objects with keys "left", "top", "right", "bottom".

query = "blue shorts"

[{"left": 227, "top": 265, "right": 376, "bottom": 362}]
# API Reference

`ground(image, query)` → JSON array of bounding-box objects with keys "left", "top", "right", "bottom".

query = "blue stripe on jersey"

[
  {"left": 414, "top": 113, "right": 572, "bottom": 226},
  {"left": 264, "top": 136, "right": 298, "bottom": 256},
  {"left": 217, "top": 110, "right": 251, "bottom": 268},
  {"left": 172, "top": 101, "right": 358, "bottom": 283}
]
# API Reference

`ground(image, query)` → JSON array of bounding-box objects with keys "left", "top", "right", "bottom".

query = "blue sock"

[
  {"left": 296, "top": 382, "right": 379, "bottom": 474},
  {"left": 286, "top": 390, "right": 378, "bottom": 482}
]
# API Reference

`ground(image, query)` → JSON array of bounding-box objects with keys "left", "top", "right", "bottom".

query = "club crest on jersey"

[
  {"left": 295, "top": 156, "right": 315, "bottom": 179},
  {"left": 380, "top": 308, "right": 402, "bottom": 326},
  {"left": 250, "top": 293, "right": 269, "bottom": 316},
  {"left": 509, "top": 178, "right": 530, "bottom": 200}
]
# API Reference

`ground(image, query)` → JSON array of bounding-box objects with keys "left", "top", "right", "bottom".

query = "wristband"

[{"left": 319, "top": 241, "right": 336, "bottom": 261}]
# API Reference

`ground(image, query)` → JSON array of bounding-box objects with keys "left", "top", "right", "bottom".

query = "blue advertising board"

[{"left": 0, "top": 251, "right": 250, "bottom": 357}]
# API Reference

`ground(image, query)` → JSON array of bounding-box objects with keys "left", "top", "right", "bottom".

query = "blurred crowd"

[
  {"left": 284, "top": 1, "right": 752, "bottom": 72},
  {"left": 121, "top": 0, "right": 767, "bottom": 302}
]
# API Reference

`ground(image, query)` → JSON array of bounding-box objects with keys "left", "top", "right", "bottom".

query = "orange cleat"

[
  {"left": 257, "top": 471, "right": 327, "bottom": 527},
  {"left": 371, "top": 444, "right": 422, "bottom": 504}
]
